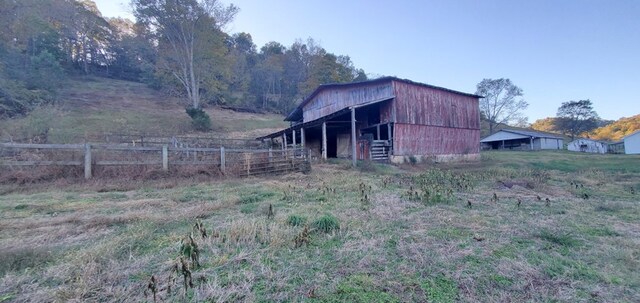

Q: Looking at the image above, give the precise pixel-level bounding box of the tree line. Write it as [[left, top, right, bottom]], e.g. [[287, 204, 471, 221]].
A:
[[0, 0, 366, 121]]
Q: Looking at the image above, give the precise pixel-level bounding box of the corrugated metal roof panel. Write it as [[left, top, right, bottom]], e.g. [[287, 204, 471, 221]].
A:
[[481, 129, 564, 142]]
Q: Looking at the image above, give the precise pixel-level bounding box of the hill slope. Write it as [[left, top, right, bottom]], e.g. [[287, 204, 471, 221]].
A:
[[0, 77, 288, 143], [588, 114, 640, 141]]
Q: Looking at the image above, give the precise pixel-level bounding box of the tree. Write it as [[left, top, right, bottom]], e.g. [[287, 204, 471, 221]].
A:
[[133, 0, 238, 109], [475, 78, 528, 134], [554, 99, 600, 140], [531, 117, 559, 133]]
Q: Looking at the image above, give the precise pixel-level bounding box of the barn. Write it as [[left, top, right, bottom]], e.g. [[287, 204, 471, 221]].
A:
[[567, 138, 609, 154], [257, 77, 481, 165], [480, 129, 563, 151], [623, 130, 640, 154]]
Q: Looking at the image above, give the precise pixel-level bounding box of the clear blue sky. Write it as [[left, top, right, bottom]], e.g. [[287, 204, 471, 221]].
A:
[[95, 0, 639, 122]]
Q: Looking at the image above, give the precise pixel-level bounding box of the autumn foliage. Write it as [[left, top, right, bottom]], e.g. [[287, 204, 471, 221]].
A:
[[588, 114, 640, 141]]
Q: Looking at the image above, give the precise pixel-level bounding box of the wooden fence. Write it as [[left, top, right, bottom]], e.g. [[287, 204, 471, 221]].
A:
[[0, 143, 310, 179]]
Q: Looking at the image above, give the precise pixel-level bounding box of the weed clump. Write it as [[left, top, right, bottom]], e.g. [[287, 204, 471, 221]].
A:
[[266, 203, 275, 219], [193, 219, 208, 239], [179, 235, 200, 268], [406, 169, 477, 205], [294, 225, 311, 247], [286, 214, 307, 226], [312, 214, 340, 233]]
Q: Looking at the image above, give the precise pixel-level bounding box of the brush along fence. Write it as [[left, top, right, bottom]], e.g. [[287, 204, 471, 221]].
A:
[[0, 143, 310, 179]]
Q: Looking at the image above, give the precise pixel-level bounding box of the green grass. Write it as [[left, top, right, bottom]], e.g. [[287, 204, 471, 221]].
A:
[[483, 150, 640, 173], [421, 275, 459, 303], [0, 151, 639, 301], [311, 214, 340, 233], [286, 214, 308, 226], [311, 274, 400, 303]]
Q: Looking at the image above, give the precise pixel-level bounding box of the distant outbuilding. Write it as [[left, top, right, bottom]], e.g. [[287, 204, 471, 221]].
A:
[[623, 130, 640, 154], [480, 129, 563, 151], [567, 138, 608, 154]]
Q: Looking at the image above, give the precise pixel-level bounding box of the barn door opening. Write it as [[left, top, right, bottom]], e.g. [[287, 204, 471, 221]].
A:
[[327, 132, 337, 158]]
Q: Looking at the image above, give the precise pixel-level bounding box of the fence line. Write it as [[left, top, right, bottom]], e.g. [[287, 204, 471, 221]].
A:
[[0, 143, 310, 179]]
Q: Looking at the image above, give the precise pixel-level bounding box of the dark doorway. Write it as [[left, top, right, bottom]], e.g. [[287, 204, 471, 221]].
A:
[[327, 132, 337, 158]]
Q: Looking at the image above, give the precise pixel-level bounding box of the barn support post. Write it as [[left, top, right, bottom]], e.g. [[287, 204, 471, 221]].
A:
[[220, 146, 226, 174], [376, 125, 381, 140], [387, 123, 392, 142], [268, 147, 273, 164], [530, 137, 533, 150], [282, 133, 287, 150], [322, 121, 327, 160], [84, 143, 92, 179], [162, 145, 168, 171], [351, 107, 357, 167], [293, 130, 297, 148], [300, 128, 305, 148]]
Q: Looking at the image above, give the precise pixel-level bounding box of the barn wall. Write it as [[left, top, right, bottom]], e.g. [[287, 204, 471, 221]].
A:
[[336, 133, 351, 157], [568, 139, 607, 153], [303, 83, 394, 122], [624, 132, 640, 154], [391, 80, 480, 129], [532, 138, 541, 150], [540, 138, 562, 150], [379, 99, 394, 123], [305, 138, 322, 157], [393, 124, 480, 155]]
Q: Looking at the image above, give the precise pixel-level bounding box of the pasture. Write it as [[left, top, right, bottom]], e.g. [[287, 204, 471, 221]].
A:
[[0, 151, 638, 302]]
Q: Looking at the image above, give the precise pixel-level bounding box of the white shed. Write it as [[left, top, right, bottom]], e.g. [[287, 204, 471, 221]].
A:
[[567, 138, 608, 154], [623, 131, 640, 154], [480, 129, 564, 151]]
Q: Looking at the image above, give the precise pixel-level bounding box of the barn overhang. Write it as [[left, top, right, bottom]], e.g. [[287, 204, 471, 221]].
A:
[[257, 97, 394, 140], [480, 129, 563, 143]]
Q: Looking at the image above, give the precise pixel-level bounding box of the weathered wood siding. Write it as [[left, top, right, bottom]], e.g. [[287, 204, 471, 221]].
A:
[[392, 80, 480, 129], [393, 124, 480, 155], [303, 83, 394, 122], [391, 80, 480, 155], [380, 99, 394, 123]]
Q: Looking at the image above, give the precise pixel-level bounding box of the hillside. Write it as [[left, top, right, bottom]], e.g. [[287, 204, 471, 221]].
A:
[[588, 114, 640, 141], [0, 77, 288, 143]]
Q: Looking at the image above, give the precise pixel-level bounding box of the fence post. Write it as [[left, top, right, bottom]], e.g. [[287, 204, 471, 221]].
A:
[[220, 146, 226, 174], [84, 143, 92, 179], [162, 145, 168, 171], [268, 147, 273, 164]]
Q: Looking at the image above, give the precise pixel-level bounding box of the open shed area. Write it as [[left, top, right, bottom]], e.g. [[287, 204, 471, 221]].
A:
[[481, 129, 563, 151]]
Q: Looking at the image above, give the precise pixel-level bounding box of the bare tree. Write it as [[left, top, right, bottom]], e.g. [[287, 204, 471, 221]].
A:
[[476, 78, 528, 134], [133, 0, 238, 109]]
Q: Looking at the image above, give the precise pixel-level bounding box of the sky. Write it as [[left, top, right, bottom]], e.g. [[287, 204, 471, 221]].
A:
[[94, 0, 640, 122]]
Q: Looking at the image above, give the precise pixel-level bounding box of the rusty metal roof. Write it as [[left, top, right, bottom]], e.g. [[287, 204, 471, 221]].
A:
[[285, 77, 482, 121]]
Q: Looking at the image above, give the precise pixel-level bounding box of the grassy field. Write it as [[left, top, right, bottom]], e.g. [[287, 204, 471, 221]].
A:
[[0, 76, 288, 143], [0, 151, 639, 302]]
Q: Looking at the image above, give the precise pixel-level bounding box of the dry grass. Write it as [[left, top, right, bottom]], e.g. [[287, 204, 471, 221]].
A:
[[0, 151, 639, 302], [0, 76, 287, 143]]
